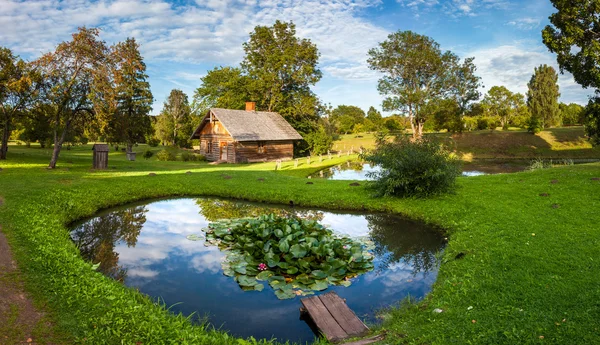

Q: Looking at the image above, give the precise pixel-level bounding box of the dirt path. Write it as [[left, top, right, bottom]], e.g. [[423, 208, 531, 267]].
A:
[[0, 226, 67, 344]]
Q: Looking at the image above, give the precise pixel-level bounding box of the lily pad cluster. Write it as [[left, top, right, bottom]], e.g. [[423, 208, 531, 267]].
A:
[[203, 214, 375, 299]]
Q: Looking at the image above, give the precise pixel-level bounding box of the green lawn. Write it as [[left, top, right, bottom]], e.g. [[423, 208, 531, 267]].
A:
[[0, 144, 599, 344]]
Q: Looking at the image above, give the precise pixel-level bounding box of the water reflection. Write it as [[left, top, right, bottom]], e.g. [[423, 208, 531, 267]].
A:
[[71, 198, 444, 343], [71, 206, 147, 282]]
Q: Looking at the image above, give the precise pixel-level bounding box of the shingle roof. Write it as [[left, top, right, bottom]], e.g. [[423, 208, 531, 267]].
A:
[[192, 108, 303, 142]]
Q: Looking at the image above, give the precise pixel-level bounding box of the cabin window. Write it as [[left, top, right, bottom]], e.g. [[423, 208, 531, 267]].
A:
[[257, 142, 265, 154], [207, 141, 213, 155]]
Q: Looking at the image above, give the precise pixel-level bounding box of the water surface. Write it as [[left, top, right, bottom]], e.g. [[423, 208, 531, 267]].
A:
[[71, 198, 444, 344]]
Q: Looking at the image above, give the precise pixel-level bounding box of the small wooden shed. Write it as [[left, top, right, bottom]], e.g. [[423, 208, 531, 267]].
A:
[[190, 102, 303, 163], [92, 143, 109, 169]]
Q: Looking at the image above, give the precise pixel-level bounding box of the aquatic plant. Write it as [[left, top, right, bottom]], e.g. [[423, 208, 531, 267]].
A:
[[202, 214, 375, 299]]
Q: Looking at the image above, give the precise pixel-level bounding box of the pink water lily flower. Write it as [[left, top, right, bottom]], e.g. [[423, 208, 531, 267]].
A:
[[258, 263, 268, 271]]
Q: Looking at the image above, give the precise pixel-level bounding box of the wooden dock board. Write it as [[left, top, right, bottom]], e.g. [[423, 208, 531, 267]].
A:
[[301, 292, 369, 343]]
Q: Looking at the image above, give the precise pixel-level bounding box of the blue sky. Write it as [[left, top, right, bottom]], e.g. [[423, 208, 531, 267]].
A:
[[0, 0, 592, 114]]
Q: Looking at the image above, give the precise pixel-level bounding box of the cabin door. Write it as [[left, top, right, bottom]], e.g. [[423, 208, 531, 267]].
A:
[[220, 142, 228, 161]]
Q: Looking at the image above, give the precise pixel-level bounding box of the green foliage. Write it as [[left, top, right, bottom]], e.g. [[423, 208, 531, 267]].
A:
[[155, 89, 193, 147], [482, 86, 525, 129], [330, 105, 366, 134], [180, 151, 204, 162], [368, 31, 480, 138], [192, 67, 250, 112], [527, 64, 561, 130], [142, 149, 153, 160], [146, 137, 160, 147], [304, 125, 333, 155], [366, 106, 384, 131], [202, 214, 374, 299], [156, 149, 176, 161], [583, 97, 600, 146], [362, 134, 462, 197], [432, 99, 462, 132], [560, 102, 585, 126]]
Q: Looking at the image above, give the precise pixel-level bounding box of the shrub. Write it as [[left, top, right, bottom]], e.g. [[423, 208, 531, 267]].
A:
[[195, 154, 207, 162], [147, 138, 160, 147], [143, 149, 154, 160], [181, 151, 203, 162], [156, 149, 177, 161], [304, 126, 333, 156], [361, 134, 462, 197]]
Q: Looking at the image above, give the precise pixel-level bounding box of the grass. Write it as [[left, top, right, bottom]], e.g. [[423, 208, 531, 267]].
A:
[[336, 126, 600, 159], [0, 143, 600, 344]]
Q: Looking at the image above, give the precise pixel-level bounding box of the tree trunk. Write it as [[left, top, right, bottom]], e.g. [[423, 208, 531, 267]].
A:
[[417, 121, 424, 139], [0, 118, 10, 160], [49, 121, 71, 169], [408, 108, 417, 140], [126, 143, 133, 153]]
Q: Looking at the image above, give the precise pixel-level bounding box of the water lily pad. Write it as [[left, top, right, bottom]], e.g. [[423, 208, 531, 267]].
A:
[[275, 289, 296, 300], [186, 234, 204, 241], [256, 271, 274, 281]]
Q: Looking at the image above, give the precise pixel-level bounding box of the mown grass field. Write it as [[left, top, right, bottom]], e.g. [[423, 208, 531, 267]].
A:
[[336, 126, 600, 159], [0, 142, 599, 344]]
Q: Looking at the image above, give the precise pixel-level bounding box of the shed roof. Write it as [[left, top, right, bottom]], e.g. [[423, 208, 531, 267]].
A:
[[191, 108, 303, 142], [92, 144, 109, 152]]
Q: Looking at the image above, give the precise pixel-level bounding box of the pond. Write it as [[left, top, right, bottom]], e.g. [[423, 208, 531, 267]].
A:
[[311, 160, 532, 180], [71, 198, 444, 344]]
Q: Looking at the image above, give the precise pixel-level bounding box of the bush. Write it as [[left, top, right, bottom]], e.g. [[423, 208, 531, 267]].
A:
[[143, 149, 154, 160], [156, 149, 177, 161], [304, 127, 333, 156], [361, 134, 462, 197], [147, 138, 160, 147]]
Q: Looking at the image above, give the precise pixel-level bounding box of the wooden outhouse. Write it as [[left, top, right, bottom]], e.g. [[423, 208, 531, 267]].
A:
[[190, 102, 303, 163], [92, 143, 109, 169]]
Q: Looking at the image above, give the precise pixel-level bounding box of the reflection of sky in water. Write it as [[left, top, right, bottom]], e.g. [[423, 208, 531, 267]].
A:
[[72, 198, 443, 344]]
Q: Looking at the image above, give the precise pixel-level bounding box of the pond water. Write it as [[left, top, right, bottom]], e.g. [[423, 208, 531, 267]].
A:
[[311, 160, 532, 180], [71, 198, 444, 344]]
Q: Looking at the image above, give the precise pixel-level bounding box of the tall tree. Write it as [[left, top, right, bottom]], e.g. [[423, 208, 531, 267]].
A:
[[35, 27, 108, 168], [157, 89, 191, 146], [366, 106, 384, 131], [559, 102, 585, 126], [482, 86, 524, 129], [192, 66, 250, 114], [527, 64, 560, 132], [242, 20, 322, 113], [367, 31, 463, 138], [105, 38, 153, 153], [0, 47, 40, 160], [448, 56, 482, 115], [543, 1, 600, 143]]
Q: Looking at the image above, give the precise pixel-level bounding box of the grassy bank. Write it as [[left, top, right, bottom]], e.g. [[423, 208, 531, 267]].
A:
[[336, 126, 600, 159], [0, 144, 599, 344]]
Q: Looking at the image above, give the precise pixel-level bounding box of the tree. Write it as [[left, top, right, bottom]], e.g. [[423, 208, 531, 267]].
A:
[[543, 2, 600, 142], [366, 106, 384, 131], [448, 56, 482, 115], [368, 31, 470, 139], [157, 89, 191, 146], [0, 47, 40, 159], [242, 20, 322, 113], [432, 98, 462, 132], [17, 104, 53, 147], [329, 105, 365, 134], [192, 66, 250, 114], [527, 64, 560, 132], [35, 27, 109, 168], [104, 38, 153, 153], [482, 86, 512, 129], [559, 102, 585, 126]]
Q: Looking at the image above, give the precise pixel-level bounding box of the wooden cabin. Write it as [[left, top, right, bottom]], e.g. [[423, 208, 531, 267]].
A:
[[190, 102, 303, 163]]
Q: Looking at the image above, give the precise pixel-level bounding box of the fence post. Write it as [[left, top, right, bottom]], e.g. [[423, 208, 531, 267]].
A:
[[294, 159, 298, 168], [307, 156, 311, 165]]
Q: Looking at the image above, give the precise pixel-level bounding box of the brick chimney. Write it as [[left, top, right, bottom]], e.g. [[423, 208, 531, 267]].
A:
[[245, 101, 256, 111]]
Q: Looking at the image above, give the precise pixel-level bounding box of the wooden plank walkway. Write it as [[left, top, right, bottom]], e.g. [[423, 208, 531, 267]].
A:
[[300, 291, 370, 343]]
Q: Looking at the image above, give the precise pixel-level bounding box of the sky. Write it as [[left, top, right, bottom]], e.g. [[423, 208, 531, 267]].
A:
[[0, 0, 593, 114]]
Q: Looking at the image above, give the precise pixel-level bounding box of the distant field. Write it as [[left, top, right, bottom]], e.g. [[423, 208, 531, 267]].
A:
[[335, 126, 600, 159]]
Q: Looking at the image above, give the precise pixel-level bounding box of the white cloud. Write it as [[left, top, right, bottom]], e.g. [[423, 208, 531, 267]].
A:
[[507, 17, 540, 30], [467, 44, 593, 104], [398, 0, 511, 16]]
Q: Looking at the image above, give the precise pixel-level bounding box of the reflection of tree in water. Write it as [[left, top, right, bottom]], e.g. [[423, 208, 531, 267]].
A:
[[316, 161, 366, 179], [71, 206, 148, 282], [195, 199, 324, 222], [366, 214, 444, 275]]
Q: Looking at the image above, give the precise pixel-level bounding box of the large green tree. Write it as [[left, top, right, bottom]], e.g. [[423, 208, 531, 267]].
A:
[[527, 64, 561, 132], [0, 47, 40, 160], [543, 1, 600, 142], [156, 89, 192, 146], [192, 66, 250, 114], [103, 38, 153, 153], [35, 27, 109, 168], [559, 102, 585, 126], [365, 106, 384, 131], [482, 86, 525, 129], [368, 31, 477, 138]]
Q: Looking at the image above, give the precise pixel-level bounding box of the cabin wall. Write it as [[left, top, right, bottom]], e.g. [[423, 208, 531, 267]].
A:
[[234, 141, 294, 163], [197, 119, 235, 161]]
